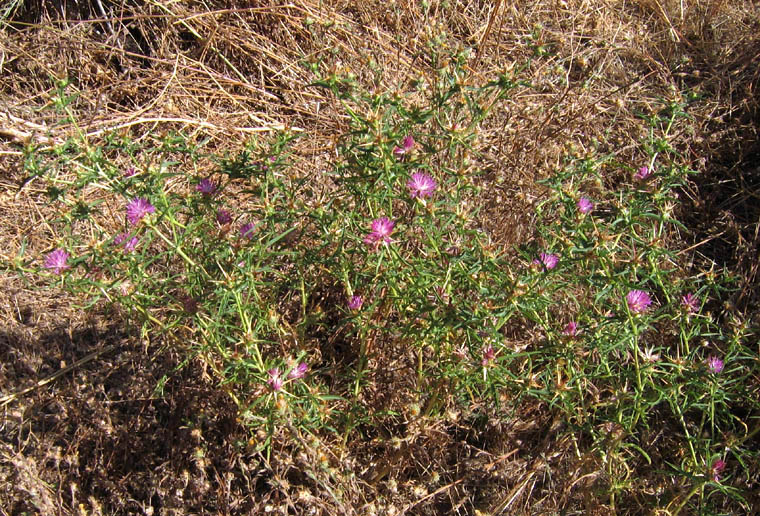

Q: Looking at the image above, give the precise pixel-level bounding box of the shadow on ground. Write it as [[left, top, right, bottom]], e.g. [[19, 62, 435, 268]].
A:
[[0, 312, 258, 515]]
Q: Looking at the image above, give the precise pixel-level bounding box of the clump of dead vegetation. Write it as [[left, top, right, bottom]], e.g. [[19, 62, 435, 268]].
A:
[[1, 1, 759, 515]]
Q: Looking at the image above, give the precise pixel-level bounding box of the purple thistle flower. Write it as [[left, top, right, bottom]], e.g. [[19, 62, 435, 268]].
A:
[[240, 222, 256, 239], [113, 232, 128, 246], [288, 362, 308, 379], [126, 197, 155, 225], [577, 197, 594, 214], [393, 134, 415, 157], [196, 178, 216, 196], [563, 321, 578, 337], [267, 368, 283, 391], [634, 165, 652, 180], [363, 217, 395, 248], [711, 459, 726, 482], [44, 248, 70, 274], [533, 252, 559, 270], [681, 293, 699, 313], [123, 167, 137, 177], [706, 356, 724, 374], [216, 209, 232, 225], [407, 172, 437, 199], [126, 237, 139, 252], [371, 217, 395, 239], [113, 233, 139, 253], [481, 344, 496, 366], [348, 295, 363, 310], [626, 289, 652, 314]]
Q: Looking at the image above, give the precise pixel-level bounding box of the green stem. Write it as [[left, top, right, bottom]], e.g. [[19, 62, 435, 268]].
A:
[[148, 221, 198, 269], [626, 311, 644, 428], [671, 481, 703, 516]]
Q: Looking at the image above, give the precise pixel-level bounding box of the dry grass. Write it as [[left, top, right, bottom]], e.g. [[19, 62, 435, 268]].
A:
[[1, 0, 758, 514]]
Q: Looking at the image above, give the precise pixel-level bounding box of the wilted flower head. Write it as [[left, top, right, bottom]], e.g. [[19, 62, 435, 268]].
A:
[[640, 346, 661, 363], [577, 197, 594, 214], [481, 344, 496, 366], [44, 248, 70, 274], [124, 166, 137, 177], [196, 178, 216, 195], [393, 135, 415, 157], [710, 458, 726, 482], [626, 289, 652, 314], [126, 197, 155, 225], [681, 293, 699, 313], [348, 295, 363, 310], [445, 245, 461, 257], [288, 362, 308, 379], [240, 222, 256, 239], [634, 165, 652, 180], [534, 252, 559, 270], [216, 209, 232, 225], [267, 368, 283, 391], [707, 355, 724, 374], [180, 294, 199, 314], [119, 280, 132, 296], [407, 172, 437, 199], [562, 321, 578, 337], [430, 285, 449, 303], [363, 217, 395, 248]]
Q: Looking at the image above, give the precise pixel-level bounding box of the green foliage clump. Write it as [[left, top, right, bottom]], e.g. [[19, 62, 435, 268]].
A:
[[17, 54, 758, 514]]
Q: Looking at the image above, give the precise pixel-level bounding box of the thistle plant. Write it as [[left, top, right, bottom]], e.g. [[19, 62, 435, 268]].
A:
[[14, 52, 758, 514]]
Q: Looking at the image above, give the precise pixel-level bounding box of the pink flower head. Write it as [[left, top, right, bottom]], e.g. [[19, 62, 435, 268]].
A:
[[393, 135, 415, 157], [216, 209, 232, 225], [681, 293, 699, 313], [124, 167, 137, 177], [126, 197, 155, 225], [288, 362, 308, 379], [348, 295, 363, 310], [711, 459, 726, 482], [577, 197, 594, 214], [124, 236, 139, 252], [240, 222, 256, 239], [563, 321, 578, 337], [363, 217, 395, 248], [533, 252, 559, 270], [706, 356, 724, 374], [481, 344, 496, 366], [44, 248, 70, 274], [626, 289, 652, 314], [634, 165, 652, 180], [114, 233, 139, 253], [113, 232, 128, 246], [196, 178, 216, 195], [407, 172, 437, 199], [267, 368, 283, 391]]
